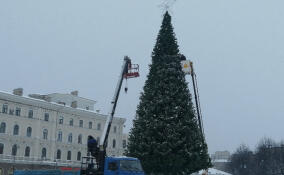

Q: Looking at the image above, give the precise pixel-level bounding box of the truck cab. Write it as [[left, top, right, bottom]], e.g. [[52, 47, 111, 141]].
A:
[[104, 157, 144, 175], [80, 156, 144, 175]]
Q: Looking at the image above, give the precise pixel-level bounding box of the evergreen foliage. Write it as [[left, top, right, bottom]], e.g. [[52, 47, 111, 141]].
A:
[[127, 12, 211, 174]]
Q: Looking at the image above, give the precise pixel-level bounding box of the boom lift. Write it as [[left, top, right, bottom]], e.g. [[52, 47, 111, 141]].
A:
[[81, 56, 144, 175], [181, 60, 204, 136]]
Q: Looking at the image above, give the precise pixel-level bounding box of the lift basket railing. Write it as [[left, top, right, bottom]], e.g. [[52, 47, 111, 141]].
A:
[[124, 64, 139, 79]]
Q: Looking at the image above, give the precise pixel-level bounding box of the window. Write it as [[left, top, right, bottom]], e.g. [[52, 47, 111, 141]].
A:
[[120, 160, 143, 171], [97, 123, 101, 130], [2, 104, 8, 114], [24, 147, 30, 157], [68, 133, 72, 143], [57, 131, 62, 142], [56, 149, 61, 159], [88, 122, 92, 129], [113, 126, 117, 133], [77, 152, 81, 161], [44, 113, 49, 121], [41, 148, 47, 158], [79, 120, 83, 127], [28, 110, 33, 118], [15, 107, 21, 116], [78, 134, 82, 144], [59, 116, 63, 124], [8, 168, 13, 175], [0, 123, 6, 133], [0, 143, 4, 154], [108, 162, 118, 171], [112, 139, 116, 148], [86, 106, 89, 110], [69, 119, 73, 126], [123, 140, 127, 149], [13, 125, 19, 135], [12, 144, 17, 156], [43, 129, 48, 140], [9, 109, 14, 115], [26, 127, 32, 137], [67, 151, 71, 160]]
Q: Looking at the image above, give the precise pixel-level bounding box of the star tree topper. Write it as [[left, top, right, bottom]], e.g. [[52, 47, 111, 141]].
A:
[[159, 0, 177, 13]]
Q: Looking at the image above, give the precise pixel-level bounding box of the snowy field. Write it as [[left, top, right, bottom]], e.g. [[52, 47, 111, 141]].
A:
[[191, 168, 232, 175]]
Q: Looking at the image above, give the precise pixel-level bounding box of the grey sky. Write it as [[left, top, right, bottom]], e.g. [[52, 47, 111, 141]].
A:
[[0, 0, 284, 154]]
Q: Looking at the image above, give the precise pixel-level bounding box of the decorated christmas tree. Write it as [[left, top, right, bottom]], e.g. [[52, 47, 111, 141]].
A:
[[127, 12, 211, 174]]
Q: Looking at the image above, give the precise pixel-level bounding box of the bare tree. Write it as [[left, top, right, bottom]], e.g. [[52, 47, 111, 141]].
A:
[[229, 138, 284, 175], [229, 144, 254, 175], [254, 138, 284, 175]]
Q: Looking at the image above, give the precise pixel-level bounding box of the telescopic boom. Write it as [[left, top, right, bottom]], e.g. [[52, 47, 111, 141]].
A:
[[100, 56, 132, 150]]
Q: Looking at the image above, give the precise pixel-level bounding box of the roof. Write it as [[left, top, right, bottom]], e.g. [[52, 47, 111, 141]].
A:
[[0, 90, 126, 124], [47, 93, 97, 103]]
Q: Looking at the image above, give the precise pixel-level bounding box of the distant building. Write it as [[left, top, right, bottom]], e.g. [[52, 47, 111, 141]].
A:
[[211, 151, 230, 161], [211, 151, 231, 173], [0, 89, 126, 174]]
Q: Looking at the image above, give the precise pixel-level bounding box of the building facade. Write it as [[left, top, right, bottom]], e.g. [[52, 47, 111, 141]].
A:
[[122, 133, 129, 153], [211, 151, 231, 173], [0, 89, 126, 174], [211, 151, 230, 161]]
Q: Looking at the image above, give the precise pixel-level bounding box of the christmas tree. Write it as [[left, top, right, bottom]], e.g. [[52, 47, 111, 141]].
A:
[[127, 12, 211, 174]]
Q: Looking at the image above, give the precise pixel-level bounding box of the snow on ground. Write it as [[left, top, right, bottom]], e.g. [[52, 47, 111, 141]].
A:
[[192, 168, 232, 175], [212, 159, 229, 163]]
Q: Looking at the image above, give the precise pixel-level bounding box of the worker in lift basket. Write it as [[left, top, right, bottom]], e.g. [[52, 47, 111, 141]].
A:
[[87, 136, 99, 157]]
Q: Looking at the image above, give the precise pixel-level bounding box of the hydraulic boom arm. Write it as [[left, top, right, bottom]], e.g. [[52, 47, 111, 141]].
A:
[[81, 56, 139, 175], [100, 56, 131, 151]]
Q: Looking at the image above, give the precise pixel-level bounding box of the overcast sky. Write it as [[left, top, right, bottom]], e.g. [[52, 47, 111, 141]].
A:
[[1, 0, 284, 154]]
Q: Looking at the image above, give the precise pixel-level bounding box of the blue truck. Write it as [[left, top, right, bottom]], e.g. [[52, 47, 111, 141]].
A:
[[81, 156, 144, 175], [14, 170, 80, 175]]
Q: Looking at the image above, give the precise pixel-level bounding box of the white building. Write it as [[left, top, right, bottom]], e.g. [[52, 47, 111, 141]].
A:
[[0, 89, 126, 168], [122, 133, 129, 153], [210, 151, 231, 174], [29, 90, 96, 111], [211, 151, 230, 161]]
